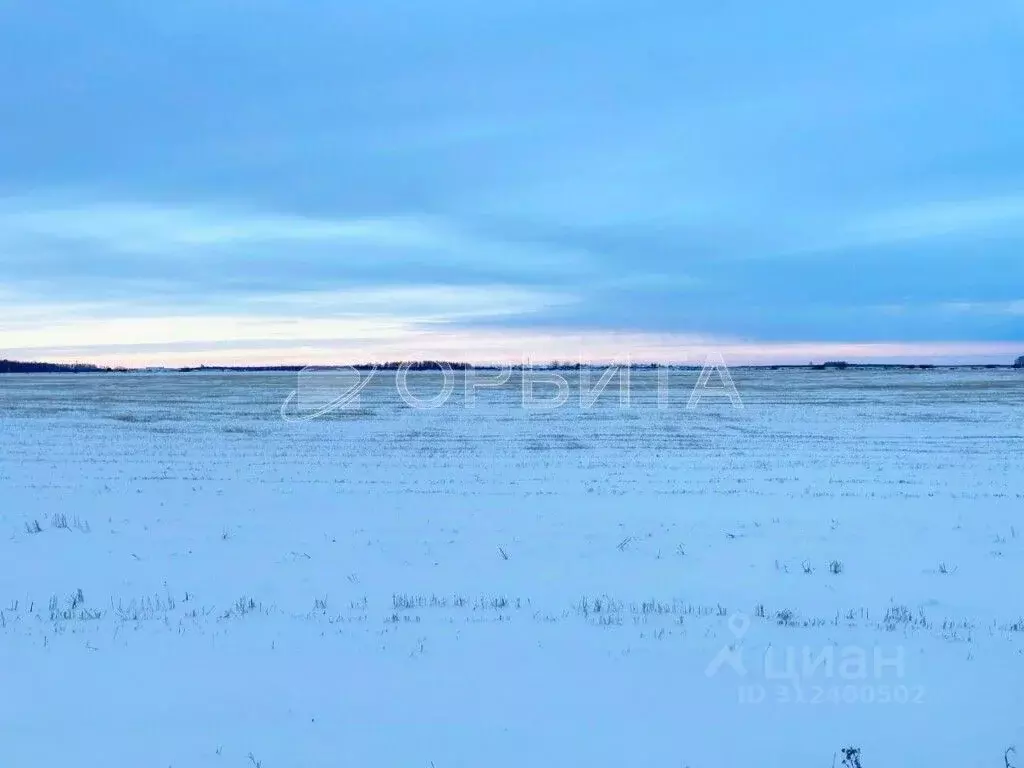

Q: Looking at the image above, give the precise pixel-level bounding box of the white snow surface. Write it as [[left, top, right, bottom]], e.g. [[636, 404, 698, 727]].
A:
[[1, 368, 1023, 767]]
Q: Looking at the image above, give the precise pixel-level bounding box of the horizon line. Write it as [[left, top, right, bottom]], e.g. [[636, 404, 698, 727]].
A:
[[3, 357, 1023, 373]]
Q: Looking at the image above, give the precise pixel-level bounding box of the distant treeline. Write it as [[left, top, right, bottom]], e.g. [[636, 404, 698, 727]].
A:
[[177, 362, 490, 372], [2, 358, 1022, 373], [151, 361, 672, 372], [808, 361, 935, 371], [0, 359, 128, 373]]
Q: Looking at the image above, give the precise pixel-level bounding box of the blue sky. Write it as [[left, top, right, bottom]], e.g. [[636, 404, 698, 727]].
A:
[[1, 0, 1022, 364]]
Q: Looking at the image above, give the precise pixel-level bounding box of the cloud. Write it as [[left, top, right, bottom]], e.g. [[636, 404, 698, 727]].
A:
[[0, 283, 572, 349], [0, 200, 493, 256], [843, 196, 1024, 246], [790, 195, 1024, 257], [0, 198, 592, 299], [940, 300, 1024, 315], [237, 285, 575, 321]]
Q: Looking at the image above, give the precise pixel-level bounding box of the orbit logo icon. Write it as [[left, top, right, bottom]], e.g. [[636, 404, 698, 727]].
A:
[[280, 365, 377, 422]]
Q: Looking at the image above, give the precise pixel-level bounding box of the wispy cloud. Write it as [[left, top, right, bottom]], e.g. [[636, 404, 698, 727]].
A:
[[0, 284, 571, 348], [793, 195, 1024, 256], [238, 285, 575, 322], [0, 198, 592, 288], [940, 300, 1024, 315], [846, 195, 1024, 245]]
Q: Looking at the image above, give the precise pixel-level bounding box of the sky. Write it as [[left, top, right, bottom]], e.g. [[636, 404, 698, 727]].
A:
[[1, 0, 1023, 366]]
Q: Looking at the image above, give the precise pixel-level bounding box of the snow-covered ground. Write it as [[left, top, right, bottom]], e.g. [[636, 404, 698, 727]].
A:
[[2, 368, 1023, 767]]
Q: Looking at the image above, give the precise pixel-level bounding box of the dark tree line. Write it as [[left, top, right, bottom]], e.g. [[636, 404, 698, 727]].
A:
[[0, 359, 125, 373]]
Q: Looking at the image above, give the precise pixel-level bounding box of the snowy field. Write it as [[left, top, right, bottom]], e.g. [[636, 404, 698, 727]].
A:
[[2, 368, 1023, 767]]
